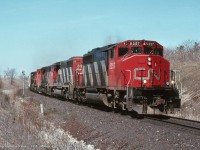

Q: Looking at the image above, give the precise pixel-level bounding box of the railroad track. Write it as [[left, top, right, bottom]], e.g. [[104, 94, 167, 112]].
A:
[[29, 89, 200, 135], [144, 115, 200, 135]]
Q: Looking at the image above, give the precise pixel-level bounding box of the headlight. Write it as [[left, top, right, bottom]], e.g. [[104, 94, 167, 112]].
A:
[[143, 80, 147, 84], [148, 62, 152, 66], [148, 57, 151, 61], [166, 82, 169, 86], [171, 80, 175, 84]]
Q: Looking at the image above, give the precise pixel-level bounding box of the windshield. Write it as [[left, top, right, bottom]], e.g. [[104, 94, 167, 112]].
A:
[[154, 48, 163, 56], [144, 47, 153, 54], [131, 47, 142, 54]]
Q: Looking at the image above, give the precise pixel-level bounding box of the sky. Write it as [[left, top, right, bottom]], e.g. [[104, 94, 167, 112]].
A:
[[0, 0, 200, 75]]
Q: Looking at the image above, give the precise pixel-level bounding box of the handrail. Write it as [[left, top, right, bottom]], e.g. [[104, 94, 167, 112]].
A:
[[172, 69, 182, 98], [124, 70, 132, 87]]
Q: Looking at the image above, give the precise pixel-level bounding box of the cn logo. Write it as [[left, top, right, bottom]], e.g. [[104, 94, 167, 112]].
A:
[[76, 64, 82, 70], [134, 68, 160, 80], [109, 62, 115, 69]]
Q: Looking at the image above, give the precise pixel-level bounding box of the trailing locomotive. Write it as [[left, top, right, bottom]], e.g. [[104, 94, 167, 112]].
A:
[[29, 40, 181, 114]]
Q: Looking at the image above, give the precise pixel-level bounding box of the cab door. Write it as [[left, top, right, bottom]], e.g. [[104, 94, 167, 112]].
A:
[[108, 48, 116, 89]]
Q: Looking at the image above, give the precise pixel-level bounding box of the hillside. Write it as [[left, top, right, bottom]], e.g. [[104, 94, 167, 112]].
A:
[[171, 62, 200, 120], [164, 40, 200, 120]]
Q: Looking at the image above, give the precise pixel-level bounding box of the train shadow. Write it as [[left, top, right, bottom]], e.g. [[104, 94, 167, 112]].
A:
[[143, 114, 171, 120]]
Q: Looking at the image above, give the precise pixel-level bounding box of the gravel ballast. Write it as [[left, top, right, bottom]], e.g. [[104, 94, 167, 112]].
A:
[[24, 89, 200, 150]]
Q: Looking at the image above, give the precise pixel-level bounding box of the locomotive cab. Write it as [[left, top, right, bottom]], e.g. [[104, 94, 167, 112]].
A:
[[65, 57, 83, 100], [39, 66, 51, 94], [108, 40, 168, 88], [50, 62, 61, 86], [29, 72, 36, 91]]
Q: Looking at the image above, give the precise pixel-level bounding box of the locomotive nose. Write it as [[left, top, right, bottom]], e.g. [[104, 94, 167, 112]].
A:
[[143, 55, 164, 87], [147, 56, 152, 66], [147, 56, 159, 68]]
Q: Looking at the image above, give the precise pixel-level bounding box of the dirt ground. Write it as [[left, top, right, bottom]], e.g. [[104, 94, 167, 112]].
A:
[[0, 79, 44, 150]]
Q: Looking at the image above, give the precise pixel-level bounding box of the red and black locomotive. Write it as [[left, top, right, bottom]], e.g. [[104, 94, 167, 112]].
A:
[[29, 40, 181, 114]]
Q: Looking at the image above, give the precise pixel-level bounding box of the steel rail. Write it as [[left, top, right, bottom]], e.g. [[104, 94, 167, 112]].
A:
[[144, 115, 200, 131], [167, 116, 200, 123]]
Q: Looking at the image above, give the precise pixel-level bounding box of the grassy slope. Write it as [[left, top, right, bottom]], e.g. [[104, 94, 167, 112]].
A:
[[171, 62, 200, 120]]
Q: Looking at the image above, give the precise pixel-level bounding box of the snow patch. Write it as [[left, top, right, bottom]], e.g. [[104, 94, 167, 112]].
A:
[[38, 123, 96, 150], [15, 98, 97, 150]]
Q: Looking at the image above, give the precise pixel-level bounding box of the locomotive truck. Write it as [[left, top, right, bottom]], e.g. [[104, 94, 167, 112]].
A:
[[29, 40, 181, 114]]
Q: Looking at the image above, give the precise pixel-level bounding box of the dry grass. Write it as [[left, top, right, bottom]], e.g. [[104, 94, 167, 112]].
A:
[[169, 62, 200, 121], [0, 92, 11, 110], [13, 89, 23, 99]]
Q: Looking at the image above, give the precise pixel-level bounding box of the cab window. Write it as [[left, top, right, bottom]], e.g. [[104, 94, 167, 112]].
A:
[[131, 47, 142, 54], [154, 48, 163, 56], [110, 48, 114, 59], [144, 47, 153, 54], [118, 47, 129, 57]]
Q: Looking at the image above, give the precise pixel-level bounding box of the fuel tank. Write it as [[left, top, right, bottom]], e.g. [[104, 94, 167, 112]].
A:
[[85, 89, 111, 107]]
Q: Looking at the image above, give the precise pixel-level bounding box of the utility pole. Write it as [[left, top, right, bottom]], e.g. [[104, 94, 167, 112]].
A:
[[22, 70, 25, 98]]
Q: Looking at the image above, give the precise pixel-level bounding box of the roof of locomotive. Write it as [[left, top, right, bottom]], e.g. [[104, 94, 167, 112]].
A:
[[41, 66, 51, 71], [41, 66, 51, 69], [122, 40, 163, 47], [83, 40, 163, 57], [59, 56, 82, 66], [52, 61, 61, 66], [83, 43, 117, 57], [31, 71, 36, 75], [67, 56, 83, 61]]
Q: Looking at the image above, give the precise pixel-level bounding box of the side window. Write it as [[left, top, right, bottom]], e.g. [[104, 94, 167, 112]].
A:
[[110, 48, 114, 59], [118, 47, 129, 57], [154, 48, 163, 56], [131, 47, 142, 54]]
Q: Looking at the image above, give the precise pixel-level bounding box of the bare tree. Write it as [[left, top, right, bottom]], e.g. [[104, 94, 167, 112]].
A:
[[164, 47, 176, 61], [0, 75, 2, 89], [193, 42, 200, 60], [4, 68, 17, 85], [165, 40, 200, 62]]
